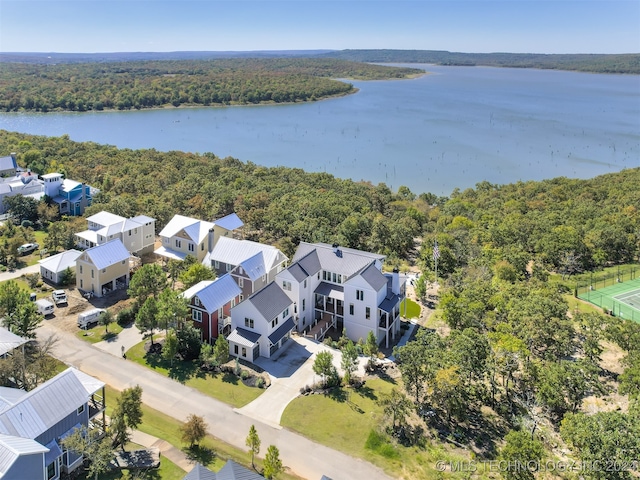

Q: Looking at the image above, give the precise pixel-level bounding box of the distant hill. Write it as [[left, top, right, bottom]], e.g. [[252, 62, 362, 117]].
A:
[[318, 49, 640, 74]]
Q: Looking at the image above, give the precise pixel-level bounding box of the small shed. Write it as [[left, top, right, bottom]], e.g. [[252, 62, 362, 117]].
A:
[[38, 249, 82, 285]]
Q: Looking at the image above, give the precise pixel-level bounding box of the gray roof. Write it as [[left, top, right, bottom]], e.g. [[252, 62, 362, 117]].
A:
[[294, 250, 321, 277], [0, 368, 103, 439], [0, 434, 48, 474], [286, 263, 309, 282], [248, 282, 291, 321], [81, 239, 130, 270], [0, 328, 27, 357], [268, 317, 295, 345], [379, 294, 401, 313], [227, 328, 261, 348], [314, 282, 344, 300], [292, 243, 385, 280], [182, 274, 241, 313], [0, 156, 17, 172], [183, 460, 265, 480], [214, 213, 244, 232], [359, 262, 388, 291]]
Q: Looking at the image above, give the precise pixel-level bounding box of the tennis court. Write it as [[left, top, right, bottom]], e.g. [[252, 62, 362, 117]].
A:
[[578, 277, 640, 323]]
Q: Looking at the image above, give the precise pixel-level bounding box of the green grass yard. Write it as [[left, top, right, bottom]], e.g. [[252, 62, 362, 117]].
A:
[[125, 340, 264, 408], [76, 322, 124, 344], [400, 298, 421, 319]]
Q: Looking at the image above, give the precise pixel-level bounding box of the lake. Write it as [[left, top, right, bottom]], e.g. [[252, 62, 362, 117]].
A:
[[0, 64, 638, 196]]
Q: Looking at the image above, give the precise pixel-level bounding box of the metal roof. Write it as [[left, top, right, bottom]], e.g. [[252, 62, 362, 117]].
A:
[[359, 262, 388, 291], [238, 252, 267, 281], [86, 211, 125, 227], [314, 282, 344, 300], [182, 275, 241, 313], [0, 156, 17, 172], [268, 317, 295, 345], [0, 434, 48, 474], [248, 282, 292, 321], [294, 250, 321, 276], [217, 460, 265, 480], [154, 246, 188, 261], [0, 368, 103, 439], [130, 215, 155, 225], [183, 463, 217, 480], [379, 294, 401, 313], [210, 238, 286, 273], [227, 328, 261, 348], [285, 263, 309, 282], [159, 215, 214, 244], [60, 179, 82, 193], [0, 328, 27, 357], [38, 249, 82, 273], [82, 239, 130, 270], [292, 243, 384, 279], [214, 213, 244, 232], [43, 439, 62, 466]]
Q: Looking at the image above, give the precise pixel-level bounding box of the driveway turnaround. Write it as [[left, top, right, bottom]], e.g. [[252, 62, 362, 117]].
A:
[[36, 323, 392, 480]]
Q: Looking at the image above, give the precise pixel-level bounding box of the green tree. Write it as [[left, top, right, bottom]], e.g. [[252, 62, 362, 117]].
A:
[[394, 333, 430, 403], [213, 334, 230, 366], [363, 330, 379, 370], [246, 424, 261, 469], [135, 296, 158, 345], [180, 413, 208, 448], [162, 328, 179, 366], [8, 301, 42, 339], [179, 262, 216, 289], [127, 263, 167, 306], [3, 195, 39, 223], [263, 445, 284, 479], [61, 426, 113, 480], [378, 388, 412, 433], [176, 322, 202, 360], [0, 280, 29, 320], [99, 309, 114, 334], [312, 350, 336, 387], [156, 287, 189, 332], [340, 339, 359, 385], [111, 385, 143, 450], [499, 430, 545, 480]]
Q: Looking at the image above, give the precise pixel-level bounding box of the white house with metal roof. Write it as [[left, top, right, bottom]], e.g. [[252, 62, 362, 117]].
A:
[[0, 367, 106, 480], [0, 328, 27, 358], [208, 237, 287, 299], [228, 281, 295, 363], [75, 210, 156, 255], [182, 274, 242, 342], [75, 239, 132, 297], [275, 243, 404, 348], [38, 249, 82, 285], [0, 171, 45, 215]]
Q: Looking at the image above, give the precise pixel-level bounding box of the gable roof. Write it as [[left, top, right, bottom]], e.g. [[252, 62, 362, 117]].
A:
[[292, 243, 385, 280], [0, 328, 28, 358], [80, 239, 130, 270], [0, 368, 103, 439], [87, 211, 126, 227], [183, 460, 264, 480], [159, 215, 214, 244], [211, 238, 286, 273], [60, 178, 82, 193], [214, 213, 244, 232], [38, 249, 82, 273], [247, 282, 291, 321], [182, 274, 241, 313], [183, 463, 217, 480], [0, 434, 48, 475], [285, 262, 309, 283], [357, 262, 388, 291], [0, 155, 17, 172], [238, 252, 267, 281]]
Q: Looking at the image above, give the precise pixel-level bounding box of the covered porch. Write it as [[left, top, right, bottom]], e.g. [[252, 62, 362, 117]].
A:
[[378, 294, 402, 349]]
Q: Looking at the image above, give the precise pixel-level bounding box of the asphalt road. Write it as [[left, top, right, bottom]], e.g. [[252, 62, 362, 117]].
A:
[[36, 322, 393, 480]]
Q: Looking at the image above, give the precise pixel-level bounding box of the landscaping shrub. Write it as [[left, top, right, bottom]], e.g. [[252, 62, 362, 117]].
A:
[[117, 307, 135, 326], [176, 323, 202, 360], [364, 429, 400, 459], [240, 370, 250, 380], [256, 377, 265, 389]]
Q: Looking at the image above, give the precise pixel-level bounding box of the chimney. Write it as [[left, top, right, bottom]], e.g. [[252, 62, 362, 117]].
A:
[[332, 243, 342, 257], [391, 267, 400, 294]]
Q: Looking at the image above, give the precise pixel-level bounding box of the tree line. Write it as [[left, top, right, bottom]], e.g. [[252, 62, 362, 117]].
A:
[[0, 58, 422, 112]]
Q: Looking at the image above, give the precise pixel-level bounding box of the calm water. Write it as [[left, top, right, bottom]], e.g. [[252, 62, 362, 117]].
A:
[[1, 65, 638, 196]]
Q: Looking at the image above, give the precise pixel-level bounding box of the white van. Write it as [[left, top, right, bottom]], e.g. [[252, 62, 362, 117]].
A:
[[36, 299, 55, 316], [52, 290, 67, 306], [77, 308, 105, 329]]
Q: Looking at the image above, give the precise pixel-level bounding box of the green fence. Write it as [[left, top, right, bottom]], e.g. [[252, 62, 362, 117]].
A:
[[577, 276, 640, 323]]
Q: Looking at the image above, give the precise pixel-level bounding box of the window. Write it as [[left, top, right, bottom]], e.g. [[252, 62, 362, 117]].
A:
[[188, 243, 195, 252], [302, 299, 306, 311], [214, 260, 219, 269], [77, 404, 85, 415], [245, 318, 254, 328], [175, 239, 182, 248], [226, 263, 232, 272], [349, 303, 354, 315], [234, 345, 239, 355], [239, 267, 244, 274], [102, 269, 106, 273], [242, 347, 247, 357], [304, 279, 307, 288], [332, 272, 337, 283], [282, 280, 291, 291], [272, 318, 279, 328], [283, 307, 289, 318], [194, 297, 201, 306], [79, 265, 83, 274], [262, 274, 267, 282], [201, 242, 204, 251], [128, 230, 132, 236], [366, 307, 371, 320], [121, 260, 126, 265], [80, 279, 83, 289], [192, 310, 202, 322], [47, 462, 56, 480], [356, 290, 364, 301], [91, 269, 94, 279], [238, 277, 244, 288], [164, 237, 169, 244], [337, 274, 342, 284]]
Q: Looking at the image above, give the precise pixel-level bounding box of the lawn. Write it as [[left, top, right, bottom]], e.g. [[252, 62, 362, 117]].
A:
[[400, 298, 421, 319], [76, 322, 125, 344], [125, 340, 264, 408], [105, 385, 302, 480], [281, 377, 491, 480]]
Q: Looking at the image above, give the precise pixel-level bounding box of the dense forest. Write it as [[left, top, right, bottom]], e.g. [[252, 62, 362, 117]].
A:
[[0, 58, 422, 112], [1, 131, 639, 476], [321, 50, 640, 74]]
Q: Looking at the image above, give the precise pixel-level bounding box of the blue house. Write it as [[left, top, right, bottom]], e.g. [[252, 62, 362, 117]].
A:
[[0, 367, 106, 479], [42, 172, 97, 216]]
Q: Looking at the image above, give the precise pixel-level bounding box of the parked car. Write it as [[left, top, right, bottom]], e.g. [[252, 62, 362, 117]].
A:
[[52, 290, 67, 306], [77, 308, 106, 329], [35, 299, 54, 316], [17, 243, 39, 255]]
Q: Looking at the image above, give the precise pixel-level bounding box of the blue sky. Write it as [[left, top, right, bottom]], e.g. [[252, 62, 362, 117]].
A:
[[1, 1, 638, 54]]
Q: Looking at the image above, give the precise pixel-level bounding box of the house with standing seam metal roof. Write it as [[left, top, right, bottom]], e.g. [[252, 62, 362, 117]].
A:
[[183, 460, 265, 480], [75, 239, 132, 297], [75, 210, 156, 255]]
